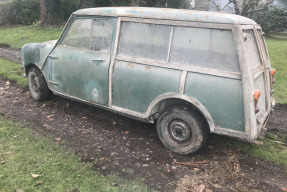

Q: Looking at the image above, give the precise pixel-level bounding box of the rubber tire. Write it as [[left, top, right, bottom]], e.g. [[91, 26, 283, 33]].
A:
[[28, 67, 51, 101], [156, 106, 208, 155]]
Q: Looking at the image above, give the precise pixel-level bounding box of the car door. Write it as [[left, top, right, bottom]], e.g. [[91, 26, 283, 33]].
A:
[[48, 18, 113, 105]]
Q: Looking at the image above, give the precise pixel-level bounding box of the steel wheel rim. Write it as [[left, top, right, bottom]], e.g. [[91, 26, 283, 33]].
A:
[[30, 73, 40, 95], [167, 119, 192, 143]]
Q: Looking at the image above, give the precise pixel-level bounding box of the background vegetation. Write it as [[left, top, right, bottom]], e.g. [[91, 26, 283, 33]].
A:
[[253, 6, 287, 33]]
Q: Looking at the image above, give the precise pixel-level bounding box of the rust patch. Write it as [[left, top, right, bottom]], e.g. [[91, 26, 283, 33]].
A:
[[145, 66, 151, 70], [127, 63, 134, 69]]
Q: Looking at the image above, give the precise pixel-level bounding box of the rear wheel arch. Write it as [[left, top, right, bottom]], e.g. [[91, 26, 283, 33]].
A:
[[156, 105, 209, 155], [148, 95, 214, 132]]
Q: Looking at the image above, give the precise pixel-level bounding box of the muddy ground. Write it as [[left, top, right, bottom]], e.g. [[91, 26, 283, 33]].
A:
[[0, 49, 287, 191], [0, 44, 21, 63]]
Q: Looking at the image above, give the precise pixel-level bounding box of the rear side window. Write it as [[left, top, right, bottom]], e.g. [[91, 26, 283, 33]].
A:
[[118, 22, 172, 61], [243, 30, 262, 69], [170, 27, 240, 72], [61, 19, 92, 49]]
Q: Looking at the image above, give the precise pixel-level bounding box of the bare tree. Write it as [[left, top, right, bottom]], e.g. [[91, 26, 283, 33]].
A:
[[210, 0, 274, 17], [39, 0, 47, 24]]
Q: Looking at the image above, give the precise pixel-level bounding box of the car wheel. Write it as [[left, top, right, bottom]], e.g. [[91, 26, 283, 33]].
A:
[[28, 67, 51, 101], [156, 106, 208, 155]]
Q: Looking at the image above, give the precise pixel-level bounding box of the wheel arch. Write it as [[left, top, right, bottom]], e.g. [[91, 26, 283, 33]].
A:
[[24, 63, 39, 76], [146, 94, 215, 132]]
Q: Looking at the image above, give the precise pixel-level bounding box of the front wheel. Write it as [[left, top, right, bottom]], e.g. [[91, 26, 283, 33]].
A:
[[156, 106, 208, 155], [28, 67, 51, 101]]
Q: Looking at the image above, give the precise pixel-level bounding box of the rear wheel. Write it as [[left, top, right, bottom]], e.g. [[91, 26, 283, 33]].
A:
[[156, 106, 208, 155], [28, 67, 51, 101]]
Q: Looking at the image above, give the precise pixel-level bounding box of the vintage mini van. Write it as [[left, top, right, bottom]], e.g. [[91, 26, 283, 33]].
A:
[[21, 7, 276, 155]]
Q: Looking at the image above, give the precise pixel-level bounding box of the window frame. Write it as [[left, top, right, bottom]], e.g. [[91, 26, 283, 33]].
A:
[[115, 17, 241, 79], [58, 17, 114, 53]]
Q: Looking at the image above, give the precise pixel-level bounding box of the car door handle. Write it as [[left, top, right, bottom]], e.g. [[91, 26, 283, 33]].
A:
[[92, 58, 105, 62], [48, 55, 59, 59]]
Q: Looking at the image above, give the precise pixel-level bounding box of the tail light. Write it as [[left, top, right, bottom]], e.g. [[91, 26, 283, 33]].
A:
[[254, 90, 261, 113], [271, 68, 276, 84]]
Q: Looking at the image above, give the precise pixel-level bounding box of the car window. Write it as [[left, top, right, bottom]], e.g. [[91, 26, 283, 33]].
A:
[[243, 30, 262, 69], [91, 19, 113, 52], [118, 22, 172, 61], [170, 27, 240, 72], [61, 19, 92, 49]]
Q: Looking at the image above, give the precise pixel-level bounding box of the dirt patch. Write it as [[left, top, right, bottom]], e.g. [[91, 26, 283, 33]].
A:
[[266, 104, 287, 134], [0, 46, 21, 63], [0, 78, 287, 191]]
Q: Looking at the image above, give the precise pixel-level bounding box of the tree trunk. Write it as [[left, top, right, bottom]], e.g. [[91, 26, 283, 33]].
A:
[[39, 0, 47, 25]]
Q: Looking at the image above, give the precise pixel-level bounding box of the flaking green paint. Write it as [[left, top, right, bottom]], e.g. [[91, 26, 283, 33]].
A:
[[185, 72, 245, 132], [112, 61, 182, 113]]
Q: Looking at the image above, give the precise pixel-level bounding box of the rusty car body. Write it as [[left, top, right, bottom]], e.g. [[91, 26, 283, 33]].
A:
[[21, 7, 275, 155]]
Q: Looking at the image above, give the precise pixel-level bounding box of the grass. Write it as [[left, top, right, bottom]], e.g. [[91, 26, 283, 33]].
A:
[[0, 24, 63, 49], [266, 38, 287, 104], [0, 116, 150, 192], [0, 58, 27, 86], [209, 133, 287, 169]]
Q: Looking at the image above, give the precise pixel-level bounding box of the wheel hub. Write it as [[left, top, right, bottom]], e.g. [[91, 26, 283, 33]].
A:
[[169, 121, 191, 142]]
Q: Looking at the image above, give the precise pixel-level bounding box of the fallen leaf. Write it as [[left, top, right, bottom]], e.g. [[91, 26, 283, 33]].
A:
[[32, 174, 41, 178], [16, 189, 25, 192], [207, 145, 214, 149], [47, 115, 54, 120], [43, 124, 55, 131], [197, 184, 205, 192], [99, 158, 105, 161], [164, 168, 170, 174], [82, 117, 88, 119], [36, 181, 44, 187], [124, 131, 129, 135], [25, 109, 33, 112], [208, 181, 222, 189], [111, 182, 119, 187], [282, 187, 287, 192], [194, 168, 201, 171], [55, 138, 61, 141], [5, 81, 10, 86], [205, 188, 213, 192]]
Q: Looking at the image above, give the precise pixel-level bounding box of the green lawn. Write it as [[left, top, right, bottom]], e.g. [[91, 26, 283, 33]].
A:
[[266, 38, 287, 104], [0, 24, 63, 49], [0, 58, 27, 86], [0, 116, 149, 192]]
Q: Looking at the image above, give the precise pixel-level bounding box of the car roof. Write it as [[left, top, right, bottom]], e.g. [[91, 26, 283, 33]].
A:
[[74, 7, 257, 25]]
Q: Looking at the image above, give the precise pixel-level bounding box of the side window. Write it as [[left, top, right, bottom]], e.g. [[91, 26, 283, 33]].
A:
[[91, 20, 113, 52], [61, 19, 92, 49], [118, 22, 172, 61], [170, 27, 240, 72], [243, 30, 262, 69]]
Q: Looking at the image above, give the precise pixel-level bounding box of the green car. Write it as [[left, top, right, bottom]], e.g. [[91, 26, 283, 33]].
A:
[[21, 7, 275, 155]]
